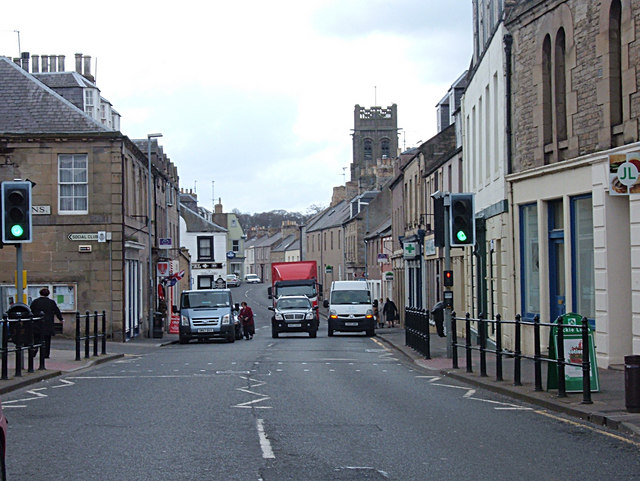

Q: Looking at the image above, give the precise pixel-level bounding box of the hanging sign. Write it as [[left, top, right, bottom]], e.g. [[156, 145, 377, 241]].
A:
[[609, 152, 640, 195]]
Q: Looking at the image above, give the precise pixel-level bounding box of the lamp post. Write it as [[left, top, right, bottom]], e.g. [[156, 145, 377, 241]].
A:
[[147, 133, 162, 338]]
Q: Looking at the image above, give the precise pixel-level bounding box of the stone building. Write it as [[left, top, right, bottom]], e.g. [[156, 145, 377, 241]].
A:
[[0, 55, 181, 340], [506, 0, 640, 366]]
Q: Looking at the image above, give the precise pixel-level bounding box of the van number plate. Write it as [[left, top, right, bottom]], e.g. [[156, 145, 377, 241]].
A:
[[199, 328, 215, 333], [288, 323, 301, 327], [345, 322, 359, 326]]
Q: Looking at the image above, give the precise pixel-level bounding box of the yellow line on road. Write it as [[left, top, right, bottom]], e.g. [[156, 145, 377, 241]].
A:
[[534, 410, 640, 448]]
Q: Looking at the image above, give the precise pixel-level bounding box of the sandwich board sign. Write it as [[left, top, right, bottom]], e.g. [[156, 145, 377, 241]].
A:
[[547, 313, 599, 392]]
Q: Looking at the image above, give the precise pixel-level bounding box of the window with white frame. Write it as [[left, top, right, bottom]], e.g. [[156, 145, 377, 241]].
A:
[[571, 195, 595, 320], [84, 89, 95, 116], [197, 236, 214, 261], [58, 154, 88, 214]]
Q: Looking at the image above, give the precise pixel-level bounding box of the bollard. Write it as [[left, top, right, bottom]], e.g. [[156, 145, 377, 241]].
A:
[[102, 311, 107, 355], [557, 316, 567, 398], [93, 311, 99, 357], [451, 312, 458, 369], [495, 314, 503, 382], [75, 312, 81, 361], [479, 313, 487, 377], [465, 313, 473, 373], [534, 315, 542, 392], [85, 311, 90, 359], [581, 318, 592, 404], [513, 314, 522, 386], [625, 355, 640, 413], [1, 317, 7, 380]]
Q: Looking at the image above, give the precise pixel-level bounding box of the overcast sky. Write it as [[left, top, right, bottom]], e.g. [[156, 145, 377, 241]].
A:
[[1, 1, 473, 214]]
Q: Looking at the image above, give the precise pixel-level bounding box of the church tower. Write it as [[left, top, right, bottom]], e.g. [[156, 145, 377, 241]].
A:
[[351, 104, 398, 191]]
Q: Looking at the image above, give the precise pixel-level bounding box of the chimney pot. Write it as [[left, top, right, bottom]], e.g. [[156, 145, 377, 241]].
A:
[[20, 52, 29, 71], [49, 55, 56, 72], [58, 55, 65, 72], [41, 55, 49, 72], [75, 53, 82, 74], [83, 55, 91, 78], [31, 54, 39, 73]]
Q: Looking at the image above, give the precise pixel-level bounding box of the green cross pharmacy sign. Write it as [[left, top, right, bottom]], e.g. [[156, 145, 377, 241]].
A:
[[403, 241, 419, 259]]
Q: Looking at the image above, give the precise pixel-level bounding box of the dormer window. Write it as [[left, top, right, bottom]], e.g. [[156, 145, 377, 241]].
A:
[[84, 89, 95, 116]]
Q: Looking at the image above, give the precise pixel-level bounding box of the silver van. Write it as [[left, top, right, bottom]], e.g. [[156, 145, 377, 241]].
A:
[[179, 289, 241, 344]]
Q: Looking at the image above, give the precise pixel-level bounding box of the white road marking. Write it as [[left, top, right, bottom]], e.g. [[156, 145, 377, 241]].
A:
[[256, 419, 275, 459], [51, 379, 75, 388]]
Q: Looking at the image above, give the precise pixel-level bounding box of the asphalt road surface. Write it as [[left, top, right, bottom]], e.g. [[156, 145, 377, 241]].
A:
[[3, 284, 639, 480]]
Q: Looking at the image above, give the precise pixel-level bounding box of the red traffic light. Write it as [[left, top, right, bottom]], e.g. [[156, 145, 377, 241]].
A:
[[444, 270, 453, 287]]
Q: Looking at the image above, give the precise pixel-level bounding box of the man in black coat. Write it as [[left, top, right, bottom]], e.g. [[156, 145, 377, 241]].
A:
[[30, 288, 63, 358]]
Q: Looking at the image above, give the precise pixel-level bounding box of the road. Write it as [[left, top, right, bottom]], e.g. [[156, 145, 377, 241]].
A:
[[2, 284, 639, 480]]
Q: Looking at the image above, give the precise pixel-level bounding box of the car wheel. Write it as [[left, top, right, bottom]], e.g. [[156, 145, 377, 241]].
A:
[[0, 446, 5, 481], [179, 335, 189, 344], [366, 329, 375, 337], [235, 326, 243, 340], [328, 325, 334, 337], [272, 326, 279, 338], [309, 329, 317, 338]]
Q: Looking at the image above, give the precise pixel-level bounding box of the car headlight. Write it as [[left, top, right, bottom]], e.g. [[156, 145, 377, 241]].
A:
[[222, 314, 231, 325], [275, 312, 283, 321], [305, 311, 314, 320], [181, 315, 190, 326], [329, 310, 337, 319]]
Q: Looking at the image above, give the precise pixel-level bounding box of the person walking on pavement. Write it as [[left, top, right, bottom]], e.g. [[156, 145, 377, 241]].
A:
[[30, 288, 63, 358], [238, 301, 255, 340], [373, 299, 380, 328], [383, 298, 398, 328]]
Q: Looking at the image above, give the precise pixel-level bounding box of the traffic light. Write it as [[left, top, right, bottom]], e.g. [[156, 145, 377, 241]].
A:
[[443, 270, 453, 287], [2, 181, 32, 243], [449, 193, 475, 247]]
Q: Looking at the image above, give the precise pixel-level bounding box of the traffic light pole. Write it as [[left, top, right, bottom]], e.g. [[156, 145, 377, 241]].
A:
[[444, 194, 453, 358], [16, 244, 24, 305]]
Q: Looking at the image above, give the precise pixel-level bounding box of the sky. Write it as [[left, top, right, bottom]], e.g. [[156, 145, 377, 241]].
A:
[[1, 0, 473, 215]]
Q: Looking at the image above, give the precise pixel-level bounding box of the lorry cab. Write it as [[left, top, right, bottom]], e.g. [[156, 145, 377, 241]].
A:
[[323, 280, 375, 337], [178, 289, 240, 344]]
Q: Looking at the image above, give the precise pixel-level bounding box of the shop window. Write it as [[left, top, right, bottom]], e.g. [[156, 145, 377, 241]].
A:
[[520, 204, 539, 318]]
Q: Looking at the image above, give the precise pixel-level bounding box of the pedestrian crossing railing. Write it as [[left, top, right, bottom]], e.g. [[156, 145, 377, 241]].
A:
[[0, 313, 46, 380], [405, 308, 431, 359], [75, 311, 107, 361], [450, 312, 593, 404]]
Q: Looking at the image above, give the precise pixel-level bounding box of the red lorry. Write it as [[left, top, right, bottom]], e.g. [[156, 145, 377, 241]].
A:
[[268, 261, 321, 336]]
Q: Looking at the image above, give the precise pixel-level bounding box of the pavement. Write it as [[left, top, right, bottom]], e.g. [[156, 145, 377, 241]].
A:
[[1, 327, 639, 439]]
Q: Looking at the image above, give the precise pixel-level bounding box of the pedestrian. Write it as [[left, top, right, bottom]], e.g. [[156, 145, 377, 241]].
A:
[[373, 299, 380, 328], [29, 287, 63, 358], [238, 301, 255, 340], [379, 298, 385, 327], [383, 297, 398, 328]]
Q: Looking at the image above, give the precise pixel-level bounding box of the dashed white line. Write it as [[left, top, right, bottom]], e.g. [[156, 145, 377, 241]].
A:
[[256, 418, 275, 459]]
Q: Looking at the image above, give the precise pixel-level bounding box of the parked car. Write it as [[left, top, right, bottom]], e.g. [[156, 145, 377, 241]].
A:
[[245, 273, 261, 284], [0, 398, 6, 480], [226, 274, 241, 287]]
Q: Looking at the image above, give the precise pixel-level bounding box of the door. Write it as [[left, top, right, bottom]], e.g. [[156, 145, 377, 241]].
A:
[[548, 201, 565, 320]]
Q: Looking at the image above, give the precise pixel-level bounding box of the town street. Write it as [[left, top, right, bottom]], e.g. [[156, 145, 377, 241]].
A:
[[2, 285, 639, 480]]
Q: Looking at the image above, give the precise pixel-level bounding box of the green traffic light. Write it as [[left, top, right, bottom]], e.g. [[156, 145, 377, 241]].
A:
[[456, 230, 467, 242], [10, 224, 24, 238]]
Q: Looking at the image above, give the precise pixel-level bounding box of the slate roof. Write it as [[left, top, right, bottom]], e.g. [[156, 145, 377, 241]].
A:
[[0, 56, 111, 134], [306, 200, 350, 233], [180, 205, 227, 233], [272, 234, 297, 252]]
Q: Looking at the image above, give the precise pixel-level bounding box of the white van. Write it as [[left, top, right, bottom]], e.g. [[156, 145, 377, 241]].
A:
[[323, 280, 375, 337]]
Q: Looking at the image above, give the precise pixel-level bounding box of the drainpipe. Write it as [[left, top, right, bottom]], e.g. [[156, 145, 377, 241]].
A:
[[504, 33, 514, 175]]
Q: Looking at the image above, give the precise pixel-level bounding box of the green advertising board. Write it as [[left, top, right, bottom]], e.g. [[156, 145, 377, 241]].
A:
[[547, 313, 600, 392]]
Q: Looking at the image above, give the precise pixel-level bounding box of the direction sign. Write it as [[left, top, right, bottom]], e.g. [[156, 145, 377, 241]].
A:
[[68, 233, 98, 241]]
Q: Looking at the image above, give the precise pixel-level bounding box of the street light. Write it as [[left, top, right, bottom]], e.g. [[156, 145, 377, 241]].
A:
[[147, 133, 162, 338]]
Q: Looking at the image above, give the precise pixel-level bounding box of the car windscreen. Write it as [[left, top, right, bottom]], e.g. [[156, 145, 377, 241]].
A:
[[277, 285, 316, 297], [181, 291, 230, 309], [277, 298, 311, 310], [331, 290, 371, 305]]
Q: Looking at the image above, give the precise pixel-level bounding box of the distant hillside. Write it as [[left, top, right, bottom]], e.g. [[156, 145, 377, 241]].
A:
[[232, 205, 324, 231]]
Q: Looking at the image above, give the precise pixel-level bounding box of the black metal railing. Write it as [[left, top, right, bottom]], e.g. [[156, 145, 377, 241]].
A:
[[1, 314, 46, 380], [451, 312, 593, 404], [75, 311, 107, 361], [405, 307, 431, 359]]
